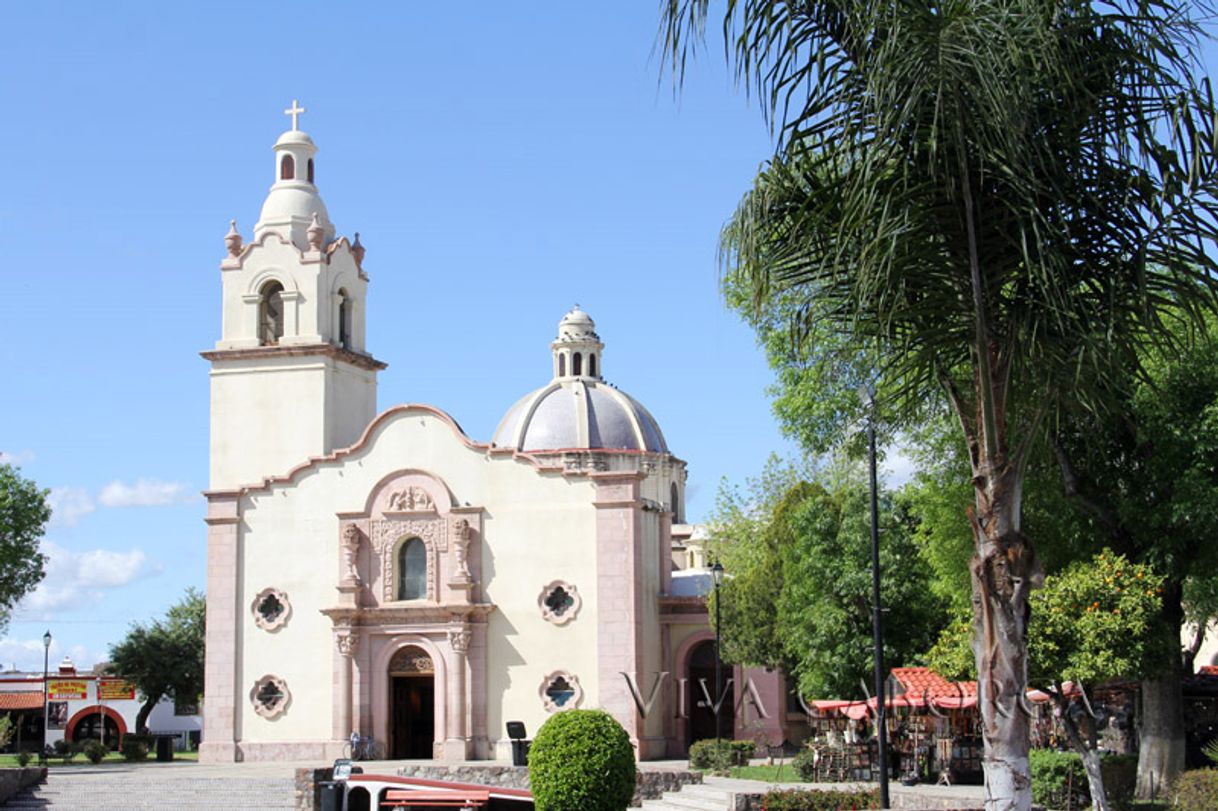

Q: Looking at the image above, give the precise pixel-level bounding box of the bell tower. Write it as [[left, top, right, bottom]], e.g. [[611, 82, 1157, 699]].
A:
[[202, 101, 386, 490]]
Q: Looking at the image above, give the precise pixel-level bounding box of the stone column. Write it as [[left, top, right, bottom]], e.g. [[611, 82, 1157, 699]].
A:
[[444, 625, 472, 760], [200, 494, 240, 763], [335, 631, 358, 740]]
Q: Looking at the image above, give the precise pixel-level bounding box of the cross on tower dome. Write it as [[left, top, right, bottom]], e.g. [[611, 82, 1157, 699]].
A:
[[284, 99, 306, 131]]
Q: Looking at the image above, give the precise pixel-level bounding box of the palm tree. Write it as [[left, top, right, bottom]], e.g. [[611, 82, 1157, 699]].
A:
[[661, 1, 1218, 809]]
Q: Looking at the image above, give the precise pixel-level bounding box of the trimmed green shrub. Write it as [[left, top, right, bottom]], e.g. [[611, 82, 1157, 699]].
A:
[[81, 739, 107, 764], [762, 788, 880, 810], [528, 709, 636, 811], [1174, 769, 1218, 811], [688, 739, 756, 770], [121, 733, 153, 761], [791, 748, 818, 782], [1030, 749, 1089, 810], [15, 751, 31, 767], [51, 739, 78, 763]]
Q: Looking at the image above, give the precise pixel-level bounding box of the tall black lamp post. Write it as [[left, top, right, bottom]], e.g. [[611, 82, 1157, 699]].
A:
[[42, 630, 51, 761], [861, 384, 890, 808], [710, 561, 725, 748]]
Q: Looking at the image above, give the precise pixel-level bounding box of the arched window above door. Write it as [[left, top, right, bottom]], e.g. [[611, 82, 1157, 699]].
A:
[[397, 538, 427, 601]]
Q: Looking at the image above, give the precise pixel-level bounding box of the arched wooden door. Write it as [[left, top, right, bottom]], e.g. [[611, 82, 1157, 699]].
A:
[[388, 646, 435, 759]]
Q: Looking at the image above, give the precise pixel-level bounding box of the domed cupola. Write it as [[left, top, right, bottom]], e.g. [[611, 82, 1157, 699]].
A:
[[492, 308, 668, 453], [254, 100, 336, 250]]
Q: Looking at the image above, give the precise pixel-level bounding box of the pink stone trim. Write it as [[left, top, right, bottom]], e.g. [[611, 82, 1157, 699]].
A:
[[201, 404, 687, 498]]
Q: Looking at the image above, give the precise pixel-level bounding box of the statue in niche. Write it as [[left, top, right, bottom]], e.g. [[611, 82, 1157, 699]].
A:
[[388, 486, 434, 512]]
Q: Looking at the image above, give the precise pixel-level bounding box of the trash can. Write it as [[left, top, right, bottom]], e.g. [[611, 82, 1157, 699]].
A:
[[510, 739, 530, 767], [318, 780, 343, 811], [155, 735, 174, 762]]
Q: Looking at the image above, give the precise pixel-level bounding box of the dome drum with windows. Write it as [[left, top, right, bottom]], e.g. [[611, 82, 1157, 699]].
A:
[[492, 307, 668, 453]]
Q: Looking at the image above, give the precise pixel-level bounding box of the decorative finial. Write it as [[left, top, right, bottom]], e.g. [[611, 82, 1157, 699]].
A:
[[284, 99, 306, 131], [351, 232, 366, 265], [307, 212, 324, 251], [224, 219, 242, 256]]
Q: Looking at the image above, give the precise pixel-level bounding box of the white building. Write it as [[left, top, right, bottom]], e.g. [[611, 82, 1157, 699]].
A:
[[200, 106, 803, 764], [0, 657, 200, 752]]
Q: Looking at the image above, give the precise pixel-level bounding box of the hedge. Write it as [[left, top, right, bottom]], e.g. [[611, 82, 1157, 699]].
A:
[[688, 739, 756, 770], [527, 709, 636, 811], [121, 733, 153, 761], [1029, 749, 1138, 811], [1173, 769, 1218, 811], [762, 788, 880, 810]]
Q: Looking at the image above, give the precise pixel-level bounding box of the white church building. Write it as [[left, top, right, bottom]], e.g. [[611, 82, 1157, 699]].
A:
[[199, 106, 800, 764]]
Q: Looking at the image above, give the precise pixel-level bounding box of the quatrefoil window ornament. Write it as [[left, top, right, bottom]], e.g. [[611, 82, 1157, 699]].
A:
[[539, 670, 583, 713], [250, 674, 290, 719], [538, 580, 581, 625], [252, 587, 291, 631]]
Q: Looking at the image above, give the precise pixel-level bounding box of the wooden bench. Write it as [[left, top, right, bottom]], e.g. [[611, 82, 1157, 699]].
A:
[[381, 788, 491, 808]]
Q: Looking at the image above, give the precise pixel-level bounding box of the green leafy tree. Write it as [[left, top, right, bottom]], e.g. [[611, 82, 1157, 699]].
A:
[[709, 462, 947, 699], [108, 588, 205, 733], [0, 463, 49, 632], [1028, 553, 1164, 811], [1048, 320, 1218, 795], [932, 552, 1163, 811], [660, 1, 1218, 806]]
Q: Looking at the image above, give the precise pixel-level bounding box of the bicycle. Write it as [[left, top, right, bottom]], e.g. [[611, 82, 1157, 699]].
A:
[[345, 733, 384, 761]]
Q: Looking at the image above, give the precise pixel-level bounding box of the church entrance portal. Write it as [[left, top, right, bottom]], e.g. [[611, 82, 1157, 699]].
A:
[[687, 640, 734, 745], [388, 646, 435, 760]]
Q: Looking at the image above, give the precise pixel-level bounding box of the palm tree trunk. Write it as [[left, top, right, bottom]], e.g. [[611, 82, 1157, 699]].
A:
[[1136, 581, 1186, 800], [970, 460, 1040, 811]]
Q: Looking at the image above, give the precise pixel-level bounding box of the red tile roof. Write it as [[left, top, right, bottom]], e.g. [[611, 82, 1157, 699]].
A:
[[891, 667, 976, 699], [0, 692, 44, 710], [1199, 665, 1218, 676]]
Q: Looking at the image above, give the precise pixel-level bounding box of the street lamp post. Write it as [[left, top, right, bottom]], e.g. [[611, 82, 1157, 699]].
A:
[[41, 630, 51, 762], [710, 561, 725, 750], [861, 385, 890, 808]]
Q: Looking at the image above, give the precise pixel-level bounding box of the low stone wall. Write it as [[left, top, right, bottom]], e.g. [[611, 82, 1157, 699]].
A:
[[293, 763, 703, 809], [0, 767, 46, 804]]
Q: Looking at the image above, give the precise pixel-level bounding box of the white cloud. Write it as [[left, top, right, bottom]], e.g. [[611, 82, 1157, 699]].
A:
[[47, 487, 96, 527], [17, 541, 159, 616], [0, 450, 35, 465], [0, 637, 104, 674], [46, 478, 197, 527], [98, 479, 195, 508], [881, 445, 918, 488]]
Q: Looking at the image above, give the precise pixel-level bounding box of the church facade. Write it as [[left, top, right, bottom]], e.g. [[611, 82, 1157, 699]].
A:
[[199, 108, 799, 764]]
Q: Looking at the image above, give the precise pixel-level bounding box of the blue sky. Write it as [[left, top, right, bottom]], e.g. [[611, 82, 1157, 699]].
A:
[[3, 4, 1210, 675], [0, 3, 805, 672]]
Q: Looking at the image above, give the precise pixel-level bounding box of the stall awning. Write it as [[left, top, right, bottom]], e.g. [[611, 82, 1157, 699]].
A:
[[0, 692, 43, 710]]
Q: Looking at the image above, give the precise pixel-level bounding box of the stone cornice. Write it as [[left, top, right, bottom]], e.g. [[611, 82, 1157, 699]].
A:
[[201, 343, 387, 371], [321, 603, 496, 625]]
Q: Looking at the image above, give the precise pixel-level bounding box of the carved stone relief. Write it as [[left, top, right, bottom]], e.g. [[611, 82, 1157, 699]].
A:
[[448, 626, 471, 655], [336, 632, 359, 658], [388, 647, 434, 674], [370, 518, 444, 603], [385, 486, 435, 513]]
